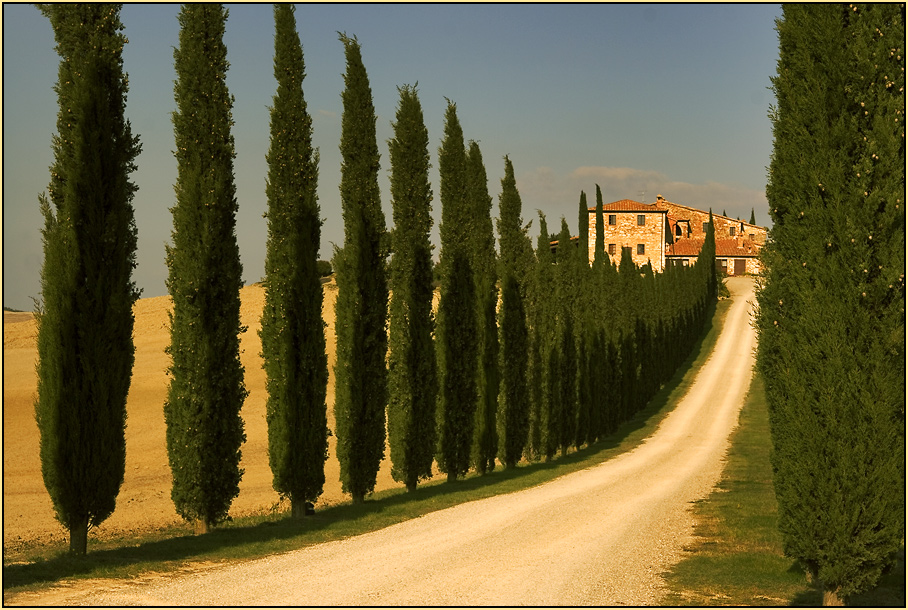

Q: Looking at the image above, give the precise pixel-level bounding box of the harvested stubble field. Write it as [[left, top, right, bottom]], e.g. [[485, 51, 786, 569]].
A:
[[3, 279, 441, 555]]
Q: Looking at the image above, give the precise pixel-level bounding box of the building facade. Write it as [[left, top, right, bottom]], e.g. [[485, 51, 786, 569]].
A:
[[586, 199, 668, 270], [584, 195, 767, 275]]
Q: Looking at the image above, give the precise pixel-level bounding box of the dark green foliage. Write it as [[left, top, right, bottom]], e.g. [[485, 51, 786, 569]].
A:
[[706, 212, 719, 299], [34, 3, 141, 555], [594, 184, 607, 266], [260, 4, 328, 517], [435, 100, 478, 481], [526, 212, 553, 462], [574, 191, 592, 449], [466, 141, 499, 475], [496, 156, 531, 468], [756, 4, 905, 603], [554, 219, 578, 456], [334, 33, 388, 504], [387, 84, 437, 492], [165, 4, 247, 532], [749, 207, 756, 225], [316, 260, 333, 277]]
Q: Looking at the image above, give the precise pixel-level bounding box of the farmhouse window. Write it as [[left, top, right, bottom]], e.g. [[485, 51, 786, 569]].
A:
[[637, 214, 646, 226], [702, 222, 708, 233], [608, 214, 617, 226], [608, 243, 616, 255], [637, 243, 645, 255], [729, 227, 736, 236]]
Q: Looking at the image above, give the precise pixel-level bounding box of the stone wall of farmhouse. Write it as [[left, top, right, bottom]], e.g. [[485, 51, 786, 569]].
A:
[[657, 197, 767, 245], [588, 210, 666, 271]]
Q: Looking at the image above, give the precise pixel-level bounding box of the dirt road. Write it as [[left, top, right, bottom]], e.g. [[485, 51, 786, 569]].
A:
[[17, 277, 756, 606]]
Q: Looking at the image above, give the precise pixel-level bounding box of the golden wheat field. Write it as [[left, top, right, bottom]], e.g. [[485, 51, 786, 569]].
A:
[[3, 280, 437, 553]]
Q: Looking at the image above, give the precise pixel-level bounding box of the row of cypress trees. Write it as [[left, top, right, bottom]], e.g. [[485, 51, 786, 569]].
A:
[[756, 4, 904, 605], [524, 190, 717, 462], [34, 4, 720, 552]]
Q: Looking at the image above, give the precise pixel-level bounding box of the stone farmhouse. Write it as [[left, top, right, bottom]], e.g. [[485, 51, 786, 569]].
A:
[[581, 194, 767, 275]]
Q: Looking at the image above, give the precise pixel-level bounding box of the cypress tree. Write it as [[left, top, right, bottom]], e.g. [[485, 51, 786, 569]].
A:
[[526, 212, 553, 462], [554, 219, 577, 456], [496, 156, 531, 468], [334, 33, 388, 504], [749, 207, 756, 225], [467, 141, 499, 475], [260, 4, 328, 518], [574, 191, 592, 449], [588, 184, 609, 443], [704, 211, 718, 299], [616, 247, 639, 422], [756, 5, 905, 604], [594, 184, 606, 266], [387, 84, 437, 492], [165, 3, 247, 534], [34, 3, 141, 555], [435, 99, 478, 481]]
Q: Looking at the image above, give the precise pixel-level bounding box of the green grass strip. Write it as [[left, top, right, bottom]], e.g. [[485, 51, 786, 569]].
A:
[[5, 299, 733, 597], [661, 372, 905, 607]]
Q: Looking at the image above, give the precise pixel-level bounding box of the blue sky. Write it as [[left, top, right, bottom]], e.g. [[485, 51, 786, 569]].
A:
[[3, 3, 782, 311]]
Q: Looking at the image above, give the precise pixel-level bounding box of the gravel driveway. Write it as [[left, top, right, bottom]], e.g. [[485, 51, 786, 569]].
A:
[[15, 277, 757, 606]]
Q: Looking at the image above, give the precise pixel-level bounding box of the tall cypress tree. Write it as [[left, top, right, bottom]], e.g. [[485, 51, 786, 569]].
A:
[[260, 4, 328, 518], [554, 219, 577, 456], [594, 183, 606, 264], [756, 4, 905, 604], [526, 212, 553, 462], [497, 155, 531, 468], [34, 3, 141, 555], [387, 84, 437, 492], [574, 191, 592, 449], [436, 100, 478, 481], [334, 33, 388, 504], [165, 3, 247, 534], [467, 141, 499, 475], [588, 183, 610, 443]]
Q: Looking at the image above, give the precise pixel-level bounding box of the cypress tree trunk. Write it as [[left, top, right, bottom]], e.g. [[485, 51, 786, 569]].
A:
[[165, 4, 247, 532], [387, 84, 437, 493], [436, 100, 478, 481], [35, 4, 140, 556], [69, 519, 88, 555], [334, 33, 388, 503], [260, 4, 328, 516]]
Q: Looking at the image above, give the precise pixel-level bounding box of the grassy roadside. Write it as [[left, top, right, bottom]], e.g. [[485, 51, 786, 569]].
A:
[[4, 298, 732, 598], [661, 372, 906, 607]]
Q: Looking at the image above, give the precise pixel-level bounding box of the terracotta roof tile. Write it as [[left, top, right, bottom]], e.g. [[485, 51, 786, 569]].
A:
[[587, 200, 667, 213], [666, 237, 759, 258]]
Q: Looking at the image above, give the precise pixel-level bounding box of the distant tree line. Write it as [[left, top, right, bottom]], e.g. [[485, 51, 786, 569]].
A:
[[33, 3, 720, 554]]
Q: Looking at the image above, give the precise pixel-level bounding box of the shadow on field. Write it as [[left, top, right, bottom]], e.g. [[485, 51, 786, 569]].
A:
[[4, 302, 723, 593]]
